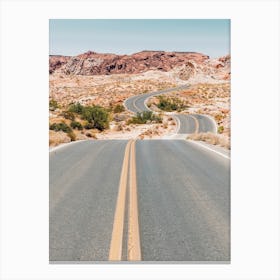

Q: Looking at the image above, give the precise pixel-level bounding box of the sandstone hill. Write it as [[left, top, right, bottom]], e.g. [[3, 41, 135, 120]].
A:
[[49, 50, 209, 75], [49, 55, 71, 74], [49, 50, 230, 81]]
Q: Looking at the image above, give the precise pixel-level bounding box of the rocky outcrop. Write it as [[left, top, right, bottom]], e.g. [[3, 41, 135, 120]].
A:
[[177, 62, 196, 80], [49, 50, 209, 76], [49, 55, 71, 74], [49, 51, 231, 82]]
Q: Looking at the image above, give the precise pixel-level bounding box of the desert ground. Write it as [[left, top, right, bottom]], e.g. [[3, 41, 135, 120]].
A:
[[49, 51, 230, 148]]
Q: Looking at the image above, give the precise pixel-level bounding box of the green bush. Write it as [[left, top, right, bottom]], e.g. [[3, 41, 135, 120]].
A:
[[127, 111, 162, 124], [84, 122, 95, 129], [113, 104, 125, 113], [67, 103, 110, 131], [61, 111, 75, 121], [49, 99, 59, 111], [81, 106, 110, 131], [70, 121, 83, 130], [49, 122, 72, 133], [68, 102, 84, 114], [157, 96, 187, 112], [49, 122, 76, 141], [218, 126, 224, 134]]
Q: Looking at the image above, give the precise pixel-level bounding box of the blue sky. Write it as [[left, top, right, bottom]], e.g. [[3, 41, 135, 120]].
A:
[[49, 19, 230, 58]]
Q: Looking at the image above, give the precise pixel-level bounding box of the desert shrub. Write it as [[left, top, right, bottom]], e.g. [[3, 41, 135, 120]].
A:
[[157, 96, 177, 111], [61, 111, 75, 121], [81, 106, 93, 122], [49, 122, 76, 141], [113, 104, 125, 113], [84, 122, 95, 129], [68, 102, 84, 114], [81, 106, 109, 131], [67, 130, 76, 141], [70, 121, 83, 130], [49, 122, 72, 133], [218, 126, 224, 134], [157, 96, 187, 112], [49, 99, 59, 111], [127, 111, 162, 124], [67, 103, 109, 131], [215, 114, 223, 122]]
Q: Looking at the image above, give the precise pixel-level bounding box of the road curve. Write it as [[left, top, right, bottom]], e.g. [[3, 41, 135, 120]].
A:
[[174, 114, 217, 134], [124, 85, 217, 135], [50, 139, 230, 262], [192, 114, 217, 133], [124, 85, 190, 113]]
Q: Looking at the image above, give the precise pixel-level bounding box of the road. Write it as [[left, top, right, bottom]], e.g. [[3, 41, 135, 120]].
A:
[[50, 139, 230, 262], [50, 140, 127, 261], [124, 85, 190, 114], [124, 85, 216, 134], [50, 84, 229, 262], [174, 114, 217, 134]]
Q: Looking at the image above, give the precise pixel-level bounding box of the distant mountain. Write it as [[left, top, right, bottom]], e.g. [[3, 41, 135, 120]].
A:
[[49, 50, 210, 75], [49, 55, 71, 74]]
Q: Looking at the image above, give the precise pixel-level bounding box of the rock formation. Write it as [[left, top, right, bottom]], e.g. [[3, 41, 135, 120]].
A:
[[49, 55, 71, 74], [49, 50, 209, 75], [49, 50, 230, 82]]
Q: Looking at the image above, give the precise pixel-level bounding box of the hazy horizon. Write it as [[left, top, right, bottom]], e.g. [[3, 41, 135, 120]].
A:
[[49, 19, 230, 59], [49, 49, 230, 58]]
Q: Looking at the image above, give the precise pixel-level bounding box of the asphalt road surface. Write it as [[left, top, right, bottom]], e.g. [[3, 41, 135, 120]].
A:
[[174, 114, 217, 134], [191, 114, 217, 133], [124, 84, 216, 135], [50, 139, 230, 262], [50, 140, 127, 261], [124, 85, 190, 113]]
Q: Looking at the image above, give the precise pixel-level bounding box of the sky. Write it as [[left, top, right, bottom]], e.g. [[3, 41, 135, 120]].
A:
[[49, 19, 230, 58]]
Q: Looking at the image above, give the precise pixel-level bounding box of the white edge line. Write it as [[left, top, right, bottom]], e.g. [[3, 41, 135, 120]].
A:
[[187, 139, 230, 160], [172, 115, 181, 134], [123, 85, 190, 115], [49, 139, 88, 153], [123, 98, 137, 114], [143, 96, 152, 112], [196, 113, 218, 133], [132, 96, 140, 112]]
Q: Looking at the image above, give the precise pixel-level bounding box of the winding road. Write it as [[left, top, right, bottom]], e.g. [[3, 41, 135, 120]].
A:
[[124, 84, 189, 113], [125, 85, 217, 135], [50, 85, 230, 262]]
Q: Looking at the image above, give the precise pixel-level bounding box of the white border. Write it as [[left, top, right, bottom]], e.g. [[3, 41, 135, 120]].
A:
[[1, 1, 280, 279]]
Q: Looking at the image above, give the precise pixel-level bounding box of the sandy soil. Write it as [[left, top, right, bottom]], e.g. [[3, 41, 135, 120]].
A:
[[147, 82, 230, 137], [49, 71, 230, 146]]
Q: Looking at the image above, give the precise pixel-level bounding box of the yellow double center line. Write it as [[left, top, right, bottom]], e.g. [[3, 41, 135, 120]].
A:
[[189, 115, 200, 133], [109, 140, 141, 261]]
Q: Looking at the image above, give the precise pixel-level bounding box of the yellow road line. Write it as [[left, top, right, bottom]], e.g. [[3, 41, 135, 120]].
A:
[[109, 139, 141, 261], [132, 96, 140, 112], [108, 140, 132, 261], [128, 140, 141, 261], [189, 115, 199, 133]]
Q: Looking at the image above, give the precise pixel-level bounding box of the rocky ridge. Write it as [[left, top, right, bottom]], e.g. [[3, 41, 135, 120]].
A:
[[49, 55, 71, 74], [50, 50, 209, 75], [49, 50, 230, 81]]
